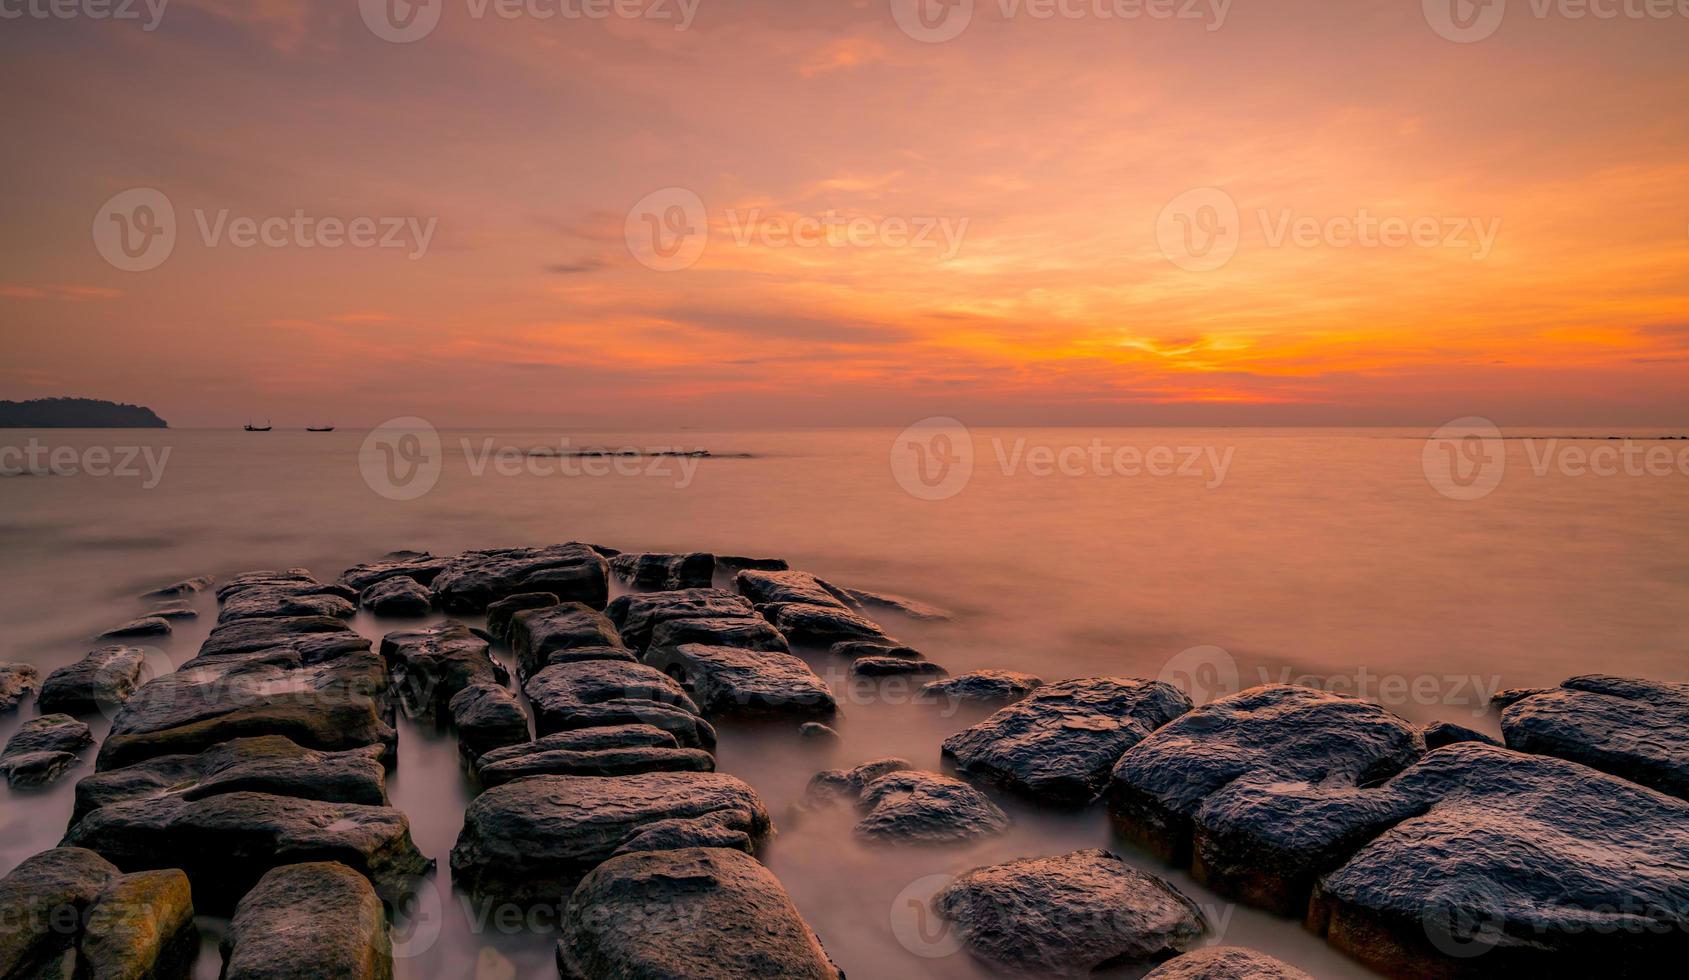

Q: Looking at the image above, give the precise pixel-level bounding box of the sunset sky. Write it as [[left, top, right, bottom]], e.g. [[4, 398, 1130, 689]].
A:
[[2, 0, 1686, 427]]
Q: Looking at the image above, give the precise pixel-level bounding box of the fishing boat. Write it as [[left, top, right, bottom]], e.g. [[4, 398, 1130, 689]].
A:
[[306, 424, 335, 432], [243, 420, 271, 431]]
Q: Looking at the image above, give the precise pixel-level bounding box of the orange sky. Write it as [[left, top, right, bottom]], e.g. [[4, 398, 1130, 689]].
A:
[[2, 0, 1687, 427]]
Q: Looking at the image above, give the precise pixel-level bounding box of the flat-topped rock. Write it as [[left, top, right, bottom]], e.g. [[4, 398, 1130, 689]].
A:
[[78, 869, 197, 980], [359, 575, 432, 616], [609, 552, 715, 591], [943, 677, 1192, 806], [557, 848, 842, 980], [854, 770, 1009, 843], [715, 556, 788, 575], [735, 569, 854, 610], [805, 758, 914, 804], [0, 847, 120, 977], [648, 615, 790, 654], [933, 849, 1207, 975], [431, 544, 609, 612], [72, 736, 388, 825], [100, 615, 172, 639], [829, 640, 922, 660], [473, 724, 706, 786], [62, 790, 432, 914], [217, 570, 357, 623], [524, 659, 714, 749], [851, 656, 946, 678], [380, 621, 508, 720], [1501, 674, 1689, 800], [37, 645, 147, 715], [606, 588, 756, 651], [2, 713, 93, 787], [195, 615, 368, 663], [485, 591, 559, 642], [338, 550, 449, 592], [921, 670, 1043, 704], [214, 569, 319, 601], [147, 601, 199, 620], [222, 862, 390, 980], [450, 771, 771, 903], [0, 661, 41, 712], [765, 603, 891, 647], [140, 575, 213, 600], [448, 683, 530, 759], [510, 602, 628, 681], [1423, 720, 1501, 749], [643, 643, 836, 720], [1107, 685, 1424, 913], [1143, 947, 1314, 979], [841, 587, 952, 621]]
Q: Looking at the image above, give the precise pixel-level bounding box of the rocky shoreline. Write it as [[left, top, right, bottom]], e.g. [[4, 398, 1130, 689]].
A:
[[2, 542, 1686, 978]]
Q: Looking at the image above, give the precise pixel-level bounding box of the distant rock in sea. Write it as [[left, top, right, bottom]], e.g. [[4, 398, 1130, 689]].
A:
[[0, 397, 167, 428]]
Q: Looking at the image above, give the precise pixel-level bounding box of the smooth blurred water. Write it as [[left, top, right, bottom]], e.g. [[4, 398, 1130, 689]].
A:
[[3, 426, 1687, 978]]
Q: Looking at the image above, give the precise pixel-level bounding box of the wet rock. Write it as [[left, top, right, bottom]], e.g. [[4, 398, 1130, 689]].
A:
[[217, 570, 357, 623], [338, 550, 449, 592], [195, 615, 368, 663], [943, 677, 1191, 806], [37, 645, 147, 715], [100, 616, 172, 639], [1490, 687, 1550, 709], [735, 569, 854, 610], [805, 758, 914, 804], [643, 643, 836, 720], [1106, 685, 1424, 914], [380, 622, 508, 720], [556, 847, 842, 980], [221, 862, 391, 980], [62, 791, 432, 914], [448, 683, 530, 759], [524, 660, 715, 750], [213, 569, 319, 601], [1423, 720, 1501, 749], [799, 722, 840, 741], [606, 588, 756, 652], [828, 640, 922, 660], [484, 592, 559, 642], [714, 556, 789, 575], [649, 615, 790, 654], [841, 587, 952, 621], [933, 849, 1207, 975], [609, 552, 715, 591], [0, 661, 41, 712], [478, 743, 714, 787], [766, 603, 891, 647], [921, 670, 1043, 704], [510, 603, 629, 681], [1142, 947, 1314, 980], [73, 736, 388, 824], [140, 576, 213, 600], [148, 602, 198, 621], [854, 770, 1009, 843], [0, 847, 120, 977], [1308, 742, 1689, 979], [431, 544, 609, 613], [1, 714, 93, 787], [450, 771, 771, 902], [360, 576, 432, 616], [850, 656, 946, 678], [1500, 674, 1689, 800], [78, 869, 197, 980]]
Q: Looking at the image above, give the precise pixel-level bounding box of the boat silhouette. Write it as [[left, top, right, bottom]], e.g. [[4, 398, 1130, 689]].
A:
[[243, 420, 271, 431], [306, 424, 335, 432]]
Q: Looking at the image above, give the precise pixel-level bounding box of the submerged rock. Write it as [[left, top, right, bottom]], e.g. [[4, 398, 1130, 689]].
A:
[[610, 552, 715, 591], [828, 640, 922, 660], [0, 847, 120, 977], [338, 550, 449, 592], [1142, 947, 1314, 979], [799, 722, 841, 742], [1, 713, 93, 787], [485, 591, 559, 642], [766, 603, 890, 647], [37, 645, 147, 715], [360, 576, 432, 616], [854, 770, 1009, 843], [850, 656, 946, 678], [380, 621, 508, 721], [932, 849, 1207, 975], [943, 677, 1191, 806], [448, 683, 530, 759], [0, 661, 41, 712], [1500, 674, 1689, 800], [805, 758, 914, 804], [221, 862, 391, 980], [841, 587, 952, 621], [643, 643, 836, 720], [921, 670, 1043, 704], [147, 601, 199, 621], [714, 556, 789, 575], [450, 771, 771, 903], [557, 848, 842, 980], [431, 544, 609, 613], [100, 616, 172, 639], [78, 869, 197, 980], [606, 588, 756, 652], [140, 575, 213, 600], [524, 659, 715, 750], [510, 603, 629, 681]]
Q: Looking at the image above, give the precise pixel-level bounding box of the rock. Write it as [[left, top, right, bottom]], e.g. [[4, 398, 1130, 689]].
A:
[[606, 588, 756, 652], [78, 869, 197, 980], [431, 544, 609, 613], [648, 615, 790, 654], [609, 552, 715, 591], [147, 601, 199, 621], [509, 603, 629, 681], [213, 569, 319, 601], [1, 713, 93, 787], [473, 724, 708, 786], [448, 683, 530, 758], [0, 847, 120, 977], [1308, 742, 1689, 979], [62, 791, 432, 914], [1106, 685, 1424, 914], [36, 645, 147, 715], [1142, 947, 1314, 979], [714, 556, 788, 575], [921, 670, 1043, 704], [217, 570, 357, 623], [841, 587, 951, 621], [100, 616, 172, 639], [735, 569, 854, 610], [380, 621, 508, 720], [524, 660, 715, 750], [643, 644, 836, 720], [221, 862, 391, 980], [943, 677, 1191, 806], [338, 550, 449, 591], [450, 771, 771, 903], [805, 758, 914, 804], [766, 603, 891, 647], [850, 657, 946, 678], [0, 661, 42, 712], [484, 592, 559, 642], [194, 615, 368, 663], [1423, 720, 1501, 749], [72, 736, 388, 825], [556, 848, 841, 980], [933, 849, 1207, 975], [828, 640, 922, 660], [140, 576, 213, 600], [1500, 674, 1689, 800], [359, 576, 432, 616], [854, 770, 1009, 843], [799, 722, 840, 741], [1491, 687, 1550, 709]]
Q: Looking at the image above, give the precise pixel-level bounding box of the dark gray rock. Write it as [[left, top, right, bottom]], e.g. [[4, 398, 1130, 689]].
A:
[[217, 570, 357, 624], [221, 862, 391, 980], [450, 772, 770, 903], [799, 722, 840, 741], [643, 644, 836, 720], [524, 660, 715, 750], [734, 569, 854, 610], [473, 724, 702, 786], [0, 661, 41, 712], [62, 791, 432, 914], [338, 550, 449, 591], [485, 592, 559, 642], [1, 713, 93, 787], [0, 847, 120, 978], [1423, 720, 1501, 749], [921, 670, 1043, 704], [933, 849, 1207, 975], [1491, 687, 1550, 709], [609, 552, 715, 591], [649, 615, 790, 654], [510, 603, 628, 681], [147, 601, 199, 620], [850, 657, 946, 678], [606, 588, 756, 652], [430, 544, 609, 612], [36, 645, 147, 715], [448, 683, 530, 759], [78, 868, 197, 980], [1142, 947, 1314, 979], [854, 770, 1009, 843], [194, 615, 367, 663], [359, 576, 432, 616], [556, 848, 842, 980], [828, 640, 922, 660], [1501, 674, 1689, 800], [805, 758, 914, 804], [100, 616, 172, 639], [714, 556, 788, 575], [140, 576, 213, 600], [840, 587, 951, 621], [1106, 685, 1424, 914], [379, 622, 508, 721], [943, 677, 1192, 806], [213, 569, 319, 602], [766, 603, 891, 647]]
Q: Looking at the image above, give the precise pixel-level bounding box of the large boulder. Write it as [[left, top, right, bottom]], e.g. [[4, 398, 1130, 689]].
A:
[[765, 603, 891, 648], [36, 645, 147, 715], [379, 622, 507, 720], [62, 791, 432, 914], [221, 862, 391, 980], [853, 770, 1009, 843], [1500, 674, 1689, 800], [78, 869, 197, 980], [0, 661, 42, 712], [932, 849, 1207, 975], [359, 576, 432, 616], [1142, 947, 1314, 979], [1106, 685, 1425, 914], [642, 644, 836, 720], [648, 616, 790, 654], [606, 589, 756, 652], [609, 552, 715, 591], [509, 603, 628, 681], [337, 550, 449, 591], [556, 848, 841, 980], [524, 660, 715, 750], [447, 683, 530, 759], [942, 678, 1191, 805], [430, 544, 609, 612], [473, 724, 711, 787], [734, 569, 853, 610], [217, 570, 357, 623], [450, 772, 771, 903], [484, 591, 559, 642], [0, 847, 120, 977], [1, 713, 93, 787], [194, 615, 368, 663]]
